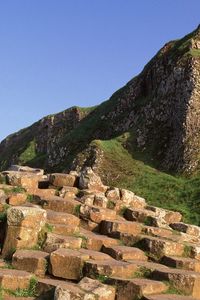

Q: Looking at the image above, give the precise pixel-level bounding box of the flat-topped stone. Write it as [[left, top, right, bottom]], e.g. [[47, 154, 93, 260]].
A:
[[50, 248, 90, 280], [100, 220, 142, 238], [0, 269, 32, 290], [43, 232, 82, 252], [106, 277, 167, 300], [83, 259, 140, 279], [46, 209, 80, 226], [102, 245, 147, 261], [152, 267, 200, 298], [12, 249, 49, 277], [170, 222, 200, 237], [161, 255, 200, 272]]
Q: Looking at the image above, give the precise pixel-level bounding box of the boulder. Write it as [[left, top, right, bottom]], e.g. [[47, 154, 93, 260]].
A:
[[79, 168, 106, 192]]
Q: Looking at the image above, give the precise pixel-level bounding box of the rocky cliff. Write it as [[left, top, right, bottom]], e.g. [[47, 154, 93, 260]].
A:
[[0, 26, 200, 176]]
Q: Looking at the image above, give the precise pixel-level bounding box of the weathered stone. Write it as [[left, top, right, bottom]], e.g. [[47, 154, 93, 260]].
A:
[[124, 208, 155, 222], [12, 249, 49, 277], [106, 187, 121, 201], [161, 255, 200, 272], [50, 248, 89, 280], [107, 277, 167, 300], [146, 206, 182, 224], [41, 196, 81, 215], [46, 209, 80, 226], [79, 167, 107, 192], [100, 220, 142, 238], [2, 206, 46, 258], [102, 245, 147, 261], [152, 268, 200, 298], [7, 193, 27, 206], [83, 259, 140, 279], [49, 173, 77, 187], [121, 189, 146, 208], [0, 269, 32, 290], [170, 222, 200, 237], [79, 229, 119, 251], [80, 205, 116, 223], [93, 193, 108, 208], [136, 235, 185, 259], [43, 233, 82, 252], [79, 277, 115, 300]]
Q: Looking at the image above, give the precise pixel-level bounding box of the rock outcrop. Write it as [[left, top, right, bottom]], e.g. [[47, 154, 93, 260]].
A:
[[0, 26, 200, 176], [0, 166, 200, 298]]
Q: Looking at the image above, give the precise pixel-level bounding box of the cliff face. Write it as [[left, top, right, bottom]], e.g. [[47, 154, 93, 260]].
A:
[[0, 26, 200, 175]]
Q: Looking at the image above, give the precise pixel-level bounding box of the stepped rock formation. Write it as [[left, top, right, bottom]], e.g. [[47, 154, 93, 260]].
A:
[[1, 166, 200, 298], [0, 26, 200, 176]]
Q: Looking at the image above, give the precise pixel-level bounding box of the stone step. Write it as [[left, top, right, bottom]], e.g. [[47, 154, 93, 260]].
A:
[[43, 233, 82, 252], [142, 226, 174, 239], [161, 255, 200, 272], [170, 222, 200, 237], [151, 268, 200, 298], [100, 220, 142, 238], [102, 245, 148, 261], [40, 196, 81, 214], [54, 277, 115, 300], [79, 228, 120, 251], [83, 259, 141, 279], [80, 205, 117, 223], [124, 207, 156, 223], [49, 223, 79, 235], [12, 249, 49, 277], [146, 206, 182, 224], [134, 235, 185, 260], [0, 269, 32, 290], [49, 248, 91, 280], [46, 209, 80, 226], [106, 277, 168, 300], [36, 278, 75, 300]]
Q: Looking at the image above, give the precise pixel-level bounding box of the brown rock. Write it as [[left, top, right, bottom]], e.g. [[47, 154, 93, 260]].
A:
[[79, 167, 107, 192], [83, 259, 140, 279], [0, 269, 32, 290], [7, 193, 27, 206], [100, 220, 142, 238], [161, 255, 200, 272], [50, 248, 89, 280], [80, 205, 116, 223], [43, 233, 82, 253], [12, 249, 49, 277], [102, 245, 147, 261], [79, 277, 115, 300], [152, 268, 200, 298], [107, 277, 167, 300], [49, 173, 77, 187]]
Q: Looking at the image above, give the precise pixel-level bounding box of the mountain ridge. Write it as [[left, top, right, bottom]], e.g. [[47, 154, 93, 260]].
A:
[[0, 26, 200, 224]]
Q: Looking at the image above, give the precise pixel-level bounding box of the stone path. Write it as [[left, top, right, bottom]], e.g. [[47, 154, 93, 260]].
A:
[[0, 166, 200, 299]]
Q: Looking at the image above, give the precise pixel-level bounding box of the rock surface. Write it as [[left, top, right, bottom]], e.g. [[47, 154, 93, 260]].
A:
[[0, 166, 200, 299]]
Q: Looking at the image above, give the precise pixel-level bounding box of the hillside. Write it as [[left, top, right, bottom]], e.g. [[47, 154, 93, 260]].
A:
[[0, 26, 200, 224]]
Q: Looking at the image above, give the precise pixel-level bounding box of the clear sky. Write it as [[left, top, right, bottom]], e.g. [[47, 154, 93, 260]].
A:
[[0, 0, 199, 141]]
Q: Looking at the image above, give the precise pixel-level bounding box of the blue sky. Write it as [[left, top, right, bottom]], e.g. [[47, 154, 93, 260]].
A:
[[0, 0, 199, 141]]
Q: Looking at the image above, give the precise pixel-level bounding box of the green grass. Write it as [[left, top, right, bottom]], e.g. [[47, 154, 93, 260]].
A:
[[19, 140, 37, 164], [95, 136, 200, 225]]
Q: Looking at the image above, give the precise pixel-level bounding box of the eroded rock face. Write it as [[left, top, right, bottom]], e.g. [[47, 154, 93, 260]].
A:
[[79, 167, 107, 192], [2, 206, 46, 258], [0, 28, 200, 176]]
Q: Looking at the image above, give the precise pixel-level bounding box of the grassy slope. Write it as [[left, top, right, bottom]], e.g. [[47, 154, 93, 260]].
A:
[[94, 135, 200, 225]]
